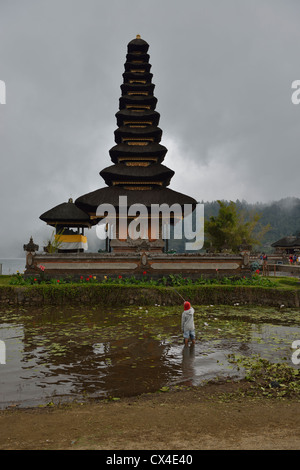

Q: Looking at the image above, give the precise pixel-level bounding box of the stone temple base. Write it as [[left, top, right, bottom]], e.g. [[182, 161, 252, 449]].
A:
[[109, 238, 165, 254], [24, 250, 251, 280]]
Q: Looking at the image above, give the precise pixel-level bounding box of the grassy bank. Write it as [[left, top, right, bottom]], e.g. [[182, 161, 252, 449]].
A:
[[0, 275, 299, 307]]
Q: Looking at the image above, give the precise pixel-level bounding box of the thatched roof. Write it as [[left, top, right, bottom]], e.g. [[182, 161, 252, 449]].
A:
[[109, 142, 168, 163], [126, 52, 150, 62], [40, 198, 90, 225], [115, 109, 160, 127], [100, 163, 174, 186], [114, 125, 162, 144], [123, 71, 153, 82], [119, 95, 158, 109], [271, 236, 300, 247], [127, 36, 149, 53], [75, 186, 197, 214], [124, 61, 151, 72], [121, 83, 155, 94]]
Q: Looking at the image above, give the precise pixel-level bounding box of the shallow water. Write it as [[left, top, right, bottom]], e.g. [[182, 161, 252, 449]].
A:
[[0, 305, 299, 408]]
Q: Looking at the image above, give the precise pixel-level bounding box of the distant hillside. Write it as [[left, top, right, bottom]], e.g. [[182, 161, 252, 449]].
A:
[[169, 197, 300, 253], [205, 197, 300, 251]]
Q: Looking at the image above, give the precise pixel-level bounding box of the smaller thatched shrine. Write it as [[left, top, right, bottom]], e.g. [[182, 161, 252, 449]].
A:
[[40, 198, 91, 252], [271, 235, 300, 255]]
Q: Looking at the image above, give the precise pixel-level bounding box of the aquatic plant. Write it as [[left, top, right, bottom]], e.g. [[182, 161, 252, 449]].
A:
[[227, 353, 300, 398]]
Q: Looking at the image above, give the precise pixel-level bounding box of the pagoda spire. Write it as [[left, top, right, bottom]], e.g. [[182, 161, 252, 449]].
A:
[[106, 34, 170, 183], [75, 37, 196, 251]]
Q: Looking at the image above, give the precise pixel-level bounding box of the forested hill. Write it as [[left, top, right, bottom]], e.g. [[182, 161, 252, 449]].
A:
[[202, 197, 300, 252], [169, 197, 300, 253]]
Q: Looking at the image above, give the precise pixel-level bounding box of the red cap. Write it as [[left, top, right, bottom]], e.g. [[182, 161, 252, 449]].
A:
[[184, 301, 191, 310]]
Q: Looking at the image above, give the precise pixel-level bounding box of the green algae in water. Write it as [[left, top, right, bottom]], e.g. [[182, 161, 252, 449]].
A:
[[0, 304, 300, 407]]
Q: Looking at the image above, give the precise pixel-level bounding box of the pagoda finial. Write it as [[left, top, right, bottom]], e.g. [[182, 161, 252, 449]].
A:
[[136, 34, 141, 39]]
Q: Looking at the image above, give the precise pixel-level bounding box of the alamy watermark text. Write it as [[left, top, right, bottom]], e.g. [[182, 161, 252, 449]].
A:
[[0, 80, 6, 104], [0, 340, 6, 364], [95, 197, 204, 251]]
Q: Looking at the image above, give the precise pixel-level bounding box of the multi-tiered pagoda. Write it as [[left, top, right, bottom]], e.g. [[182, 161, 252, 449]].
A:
[[31, 36, 251, 278], [75, 35, 196, 252]]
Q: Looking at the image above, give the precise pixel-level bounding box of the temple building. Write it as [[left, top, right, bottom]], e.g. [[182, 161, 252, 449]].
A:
[[271, 235, 300, 255], [75, 35, 197, 252], [39, 35, 196, 253], [28, 36, 251, 279]]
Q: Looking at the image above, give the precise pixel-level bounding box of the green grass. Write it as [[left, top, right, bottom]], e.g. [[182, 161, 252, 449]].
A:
[[0, 275, 14, 286], [1, 273, 299, 289], [268, 276, 300, 289]]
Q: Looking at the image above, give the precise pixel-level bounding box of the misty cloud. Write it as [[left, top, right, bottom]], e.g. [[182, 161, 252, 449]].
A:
[[0, 0, 300, 257]]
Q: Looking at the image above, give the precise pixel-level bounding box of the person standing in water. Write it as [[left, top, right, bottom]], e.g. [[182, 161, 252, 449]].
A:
[[181, 301, 196, 346]]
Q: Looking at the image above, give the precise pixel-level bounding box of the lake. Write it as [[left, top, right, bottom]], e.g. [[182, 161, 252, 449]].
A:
[[0, 304, 299, 408], [0, 258, 26, 275]]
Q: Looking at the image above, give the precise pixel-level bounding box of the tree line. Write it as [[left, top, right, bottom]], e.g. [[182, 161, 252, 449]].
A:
[[168, 197, 300, 254]]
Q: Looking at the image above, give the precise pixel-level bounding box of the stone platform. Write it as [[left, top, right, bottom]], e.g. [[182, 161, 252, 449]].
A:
[[24, 251, 251, 280]]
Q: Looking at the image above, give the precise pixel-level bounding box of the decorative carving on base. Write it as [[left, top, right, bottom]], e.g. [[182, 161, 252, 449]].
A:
[[24, 237, 39, 271], [110, 238, 165, 253], [23, 237, 39, 253]]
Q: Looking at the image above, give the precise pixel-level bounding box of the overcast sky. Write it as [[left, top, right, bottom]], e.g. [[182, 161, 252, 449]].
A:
[[1, 0, 300, 257]]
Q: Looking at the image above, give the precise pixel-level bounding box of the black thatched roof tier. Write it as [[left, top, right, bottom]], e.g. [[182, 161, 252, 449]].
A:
[[109, 142, 168, 164], [123, 71, 153, 82], [75, 186, 197, 214], [121, 83, 155, 95], [271, 236, 300, 247], [40, 198, 90, 225], [114, 125, 162, 144], [126, 52, 150, 62], [100, 163, 174, 186], [119, 94, 158, 110], [124, 62, 151, 73], [127, 37, 149, 54], [115, 109, 160, 127]]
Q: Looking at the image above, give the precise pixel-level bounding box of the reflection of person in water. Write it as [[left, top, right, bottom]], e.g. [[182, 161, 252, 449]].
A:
[[181, 301, 196, 347], [181, 340, 195, 384]]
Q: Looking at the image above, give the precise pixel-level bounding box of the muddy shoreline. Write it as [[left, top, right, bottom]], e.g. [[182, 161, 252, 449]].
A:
[[1, 382, 300, 450], [1, 290, 300, 450]]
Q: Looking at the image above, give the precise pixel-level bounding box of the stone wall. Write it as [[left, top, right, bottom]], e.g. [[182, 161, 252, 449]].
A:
[[269, 264, 300, 276], [24, 251, 251, 280]]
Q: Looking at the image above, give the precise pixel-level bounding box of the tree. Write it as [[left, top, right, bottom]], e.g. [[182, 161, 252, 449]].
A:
[[204, 200, 270, 253]]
